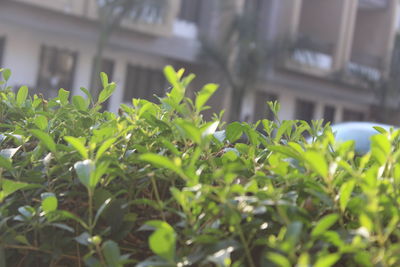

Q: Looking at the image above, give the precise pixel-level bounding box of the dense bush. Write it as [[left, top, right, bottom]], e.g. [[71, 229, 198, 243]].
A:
[[0, 66, 400, 266]]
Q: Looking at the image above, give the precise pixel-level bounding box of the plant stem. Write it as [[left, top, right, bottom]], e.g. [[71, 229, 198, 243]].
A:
[[95, 243, 107, 266], [237, 224, 256, 267], [150, 175, 166, 222], [88, 189, 94, 234], [4, 244, 79, 261]]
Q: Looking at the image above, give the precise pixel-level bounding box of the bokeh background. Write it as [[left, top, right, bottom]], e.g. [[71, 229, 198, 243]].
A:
[[1, 0, 400, 124]]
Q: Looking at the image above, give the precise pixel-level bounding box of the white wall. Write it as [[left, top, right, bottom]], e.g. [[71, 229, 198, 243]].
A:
[[0, 20, 171, 112]]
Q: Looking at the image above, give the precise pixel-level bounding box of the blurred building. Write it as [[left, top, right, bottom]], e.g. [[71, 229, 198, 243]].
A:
[[243, 0, 399, 124], [0, 0, 399, 124], [0, 0, 213, 110]]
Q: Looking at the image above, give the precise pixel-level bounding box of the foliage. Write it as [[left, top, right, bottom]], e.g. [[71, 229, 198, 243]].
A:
[[1, 66, 400, 266]]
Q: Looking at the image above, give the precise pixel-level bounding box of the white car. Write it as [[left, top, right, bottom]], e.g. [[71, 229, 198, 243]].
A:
[[326, 122, 393, 154]]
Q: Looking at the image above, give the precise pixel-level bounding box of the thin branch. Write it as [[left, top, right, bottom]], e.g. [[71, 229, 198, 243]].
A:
[[4, 244, 80, 261]]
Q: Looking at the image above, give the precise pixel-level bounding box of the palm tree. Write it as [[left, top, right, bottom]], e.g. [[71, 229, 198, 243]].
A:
[[201, 0, 279, 122]]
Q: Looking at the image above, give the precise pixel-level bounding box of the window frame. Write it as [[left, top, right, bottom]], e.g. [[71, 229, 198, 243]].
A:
[[123, 64, 166, 103], [295, 99, 315, 123], [36, 45, 78, 97]]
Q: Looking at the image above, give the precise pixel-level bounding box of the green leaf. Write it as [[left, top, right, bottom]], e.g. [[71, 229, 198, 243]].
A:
[[339, 180, 356, 212], [2, 68, 11, 81], [175, 119, 201, 144], [266, 252, 291, 267], [102, 240, 121, 267], [64, 136, 88, 159], [96, 138, 116, 160], [80, 87, 92, 102], [41, 192, 58, 213], [371, 134, 390, 155], [0, 156, 12, 171], [100, 72, 108, 89], [164, 65, 179, 88], [226, 122, 243, 142], [201, 121, 220, 138], [98, 83, 116, 104], [0, 179, 39, 202], [74, 159, 95, 189], [140, 154, 183, 176], [145, 220, 176, 262], [314, 253, 341, 267], [54, 210, 89, 229], [371, 134, 391, 164], [268, 145, 301, 160], [16, 86, 28, 106], [58, 89, 70, 105], [283, 222, 303, 251], [195, 83, 218, 111], [275, 120, 293, 142], [30, 129, 57, 153], [311, 214, 339, 237], [72, 95, 89, 111], [93, 198, 112, 227], [304, 151, 328, 177], [164, 65, 184, 103], [14, 235, 30, 246], [34, 115, 48, 130], [373, 126, 387, 134]]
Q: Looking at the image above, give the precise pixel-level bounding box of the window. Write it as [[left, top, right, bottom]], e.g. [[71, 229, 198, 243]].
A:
[[295, 99, 315, 123], [253, 91, 278, 122], [323, 105, 336, 124], [123, 65, 166, 102], [178, 0, 201, 23], [93, 58, 115, 109], [0, 36, 5, 67], [342, 109, 365, 122], [36, 45, 77, 98]]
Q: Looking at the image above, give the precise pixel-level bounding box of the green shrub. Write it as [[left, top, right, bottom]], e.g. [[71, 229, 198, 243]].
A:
[[0, 66, 400, 266]]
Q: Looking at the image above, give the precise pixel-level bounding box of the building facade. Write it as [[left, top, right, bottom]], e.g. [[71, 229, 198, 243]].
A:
[[239, 0, 399, 124], [0, 0, 399, 124]]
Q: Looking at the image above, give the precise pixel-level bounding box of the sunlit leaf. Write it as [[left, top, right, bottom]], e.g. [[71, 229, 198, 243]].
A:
[[145, 220, 176, 262], [64, 136, 88, 159], [31, 129, 57, 153], [314, 253, 341, 267], [72, 95, 89, 111], [339, 180, 356, 212], [74, 159, 95, 189], [304, 151, 328, 177], [41, 192, 58, 213], [226, 122, 243, 142], [98, 83, 116, 104], [140, 154, 183, 176], [311, 214, 339, 237], [96, 138, 116, 160], [16, 86, 28, 106], [195, 83, 218, 111], [34, 115, 48, 130]]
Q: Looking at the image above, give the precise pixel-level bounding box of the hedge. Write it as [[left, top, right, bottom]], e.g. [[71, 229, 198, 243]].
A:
[[0, 66, 400, 266]]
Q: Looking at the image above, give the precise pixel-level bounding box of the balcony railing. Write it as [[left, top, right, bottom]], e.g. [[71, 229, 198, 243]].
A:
[[13, 0, 180, 36], [358, 0, 388, 9], [288, 35, 335, 70]]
